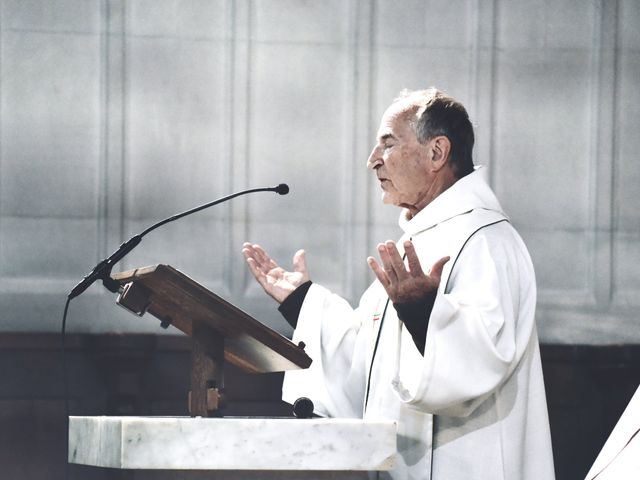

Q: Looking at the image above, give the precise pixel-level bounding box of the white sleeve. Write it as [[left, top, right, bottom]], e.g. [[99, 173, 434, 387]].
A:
[[392, 224, 537, 417], [282, 283, 369, 418]]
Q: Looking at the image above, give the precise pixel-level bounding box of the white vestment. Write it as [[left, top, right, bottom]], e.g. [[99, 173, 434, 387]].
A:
[[283, 168, 555, 479]]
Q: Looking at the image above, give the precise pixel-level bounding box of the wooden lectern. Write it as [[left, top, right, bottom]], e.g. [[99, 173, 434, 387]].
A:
[[111, 264, 312, 417], [70, 265, 397, 474]]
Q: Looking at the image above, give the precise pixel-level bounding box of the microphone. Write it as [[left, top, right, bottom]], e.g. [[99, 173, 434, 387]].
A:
[[293, 397, 315, 418], [68, 184, 289, 299], [274, 183, 289, 195]]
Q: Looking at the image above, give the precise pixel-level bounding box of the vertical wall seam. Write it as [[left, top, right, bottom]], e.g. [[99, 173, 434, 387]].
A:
[[243, 1, 254, 238], [119, 0, 127, 245], [343, 0, 356, 299], [488, 0, 497, 189], [609, 0, 620, 304], [364, 0, 376, 272], [98, 0, 109, 260], [469, 0, 479, 115], [588, 0, 602, 304], [590, 0, 618, 306], [0, 2, 4, 271], [248, 1, 254, 189], [224, 0, 236, 296]]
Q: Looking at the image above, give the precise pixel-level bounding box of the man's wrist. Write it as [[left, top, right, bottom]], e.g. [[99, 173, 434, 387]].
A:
[[278, 280, 313, 328], [393, 293, 437, 355]]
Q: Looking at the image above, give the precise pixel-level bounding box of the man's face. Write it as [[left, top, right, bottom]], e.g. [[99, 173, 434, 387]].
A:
[[367, 102, 436, 215]]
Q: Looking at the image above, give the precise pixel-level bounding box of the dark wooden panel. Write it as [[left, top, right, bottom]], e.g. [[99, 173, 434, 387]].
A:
[[541, 344, 640, 480], [0, 399, 67, 479], [0, 334, 638, 480]]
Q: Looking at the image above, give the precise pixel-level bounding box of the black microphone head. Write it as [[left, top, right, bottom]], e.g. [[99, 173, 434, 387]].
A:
[[293, 397, 314, 418], [275, 183, 289, 195]]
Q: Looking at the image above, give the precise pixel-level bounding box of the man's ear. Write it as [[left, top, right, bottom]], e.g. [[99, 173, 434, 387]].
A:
[[430, 136, 451, 171]]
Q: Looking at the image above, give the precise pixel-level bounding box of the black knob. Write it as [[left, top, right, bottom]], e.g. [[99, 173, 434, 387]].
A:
[[293, 397, 314, 418]]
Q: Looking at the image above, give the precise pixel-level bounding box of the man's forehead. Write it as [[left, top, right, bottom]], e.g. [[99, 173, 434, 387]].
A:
[[385, 98, 417, 116], [377, 101, 418, 139]]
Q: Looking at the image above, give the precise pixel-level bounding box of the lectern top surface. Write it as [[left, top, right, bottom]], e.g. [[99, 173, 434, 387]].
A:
[[113, 264, 312, 374]]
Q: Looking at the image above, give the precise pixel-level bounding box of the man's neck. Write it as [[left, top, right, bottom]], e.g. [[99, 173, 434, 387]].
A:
[[405, 170, 459, 219]]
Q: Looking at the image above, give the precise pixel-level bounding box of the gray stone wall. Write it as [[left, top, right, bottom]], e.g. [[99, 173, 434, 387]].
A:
[[0, 0, 638, 343]]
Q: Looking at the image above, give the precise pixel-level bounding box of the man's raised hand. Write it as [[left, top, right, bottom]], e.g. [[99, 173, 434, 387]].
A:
[[242, 243, 310, 304], [367, 240, 449, 304]]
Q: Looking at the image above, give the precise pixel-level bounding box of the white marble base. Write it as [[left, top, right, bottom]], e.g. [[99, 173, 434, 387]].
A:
[[69, 416, 396, 471]]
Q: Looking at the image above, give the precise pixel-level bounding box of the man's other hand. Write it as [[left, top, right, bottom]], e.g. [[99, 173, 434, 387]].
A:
[[242, 243, 310, 304], [367, 240, 449, 304]]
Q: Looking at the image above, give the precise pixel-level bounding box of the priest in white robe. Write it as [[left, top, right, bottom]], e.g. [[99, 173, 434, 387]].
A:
[[243, 88, 555, 480]]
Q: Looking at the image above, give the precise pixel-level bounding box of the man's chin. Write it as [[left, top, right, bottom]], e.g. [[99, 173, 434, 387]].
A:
[[381, 193, 399, 207]]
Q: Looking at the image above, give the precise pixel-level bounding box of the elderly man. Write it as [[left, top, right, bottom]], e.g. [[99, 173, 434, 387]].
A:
[[243, 88, 555, 479]]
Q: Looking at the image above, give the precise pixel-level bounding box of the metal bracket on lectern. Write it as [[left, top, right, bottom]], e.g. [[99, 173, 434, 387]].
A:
[[116, 281, 152, 316]]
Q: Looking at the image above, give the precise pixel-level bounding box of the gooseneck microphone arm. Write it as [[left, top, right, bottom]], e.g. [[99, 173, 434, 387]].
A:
[[67, 183, 289, 300]]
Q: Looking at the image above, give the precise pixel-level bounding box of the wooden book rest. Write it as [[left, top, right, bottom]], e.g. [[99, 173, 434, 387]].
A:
[[112, 264, 312, 417]]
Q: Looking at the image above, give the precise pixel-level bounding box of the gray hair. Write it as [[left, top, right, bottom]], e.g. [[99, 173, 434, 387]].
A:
[[396, 88, 475, 178]]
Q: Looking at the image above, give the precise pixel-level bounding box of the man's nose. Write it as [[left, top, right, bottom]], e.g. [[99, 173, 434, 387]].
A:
[[367, 146, 382, 170]]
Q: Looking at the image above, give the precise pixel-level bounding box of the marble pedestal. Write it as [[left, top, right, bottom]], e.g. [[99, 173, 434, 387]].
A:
[[69, 416, 396, 476]]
